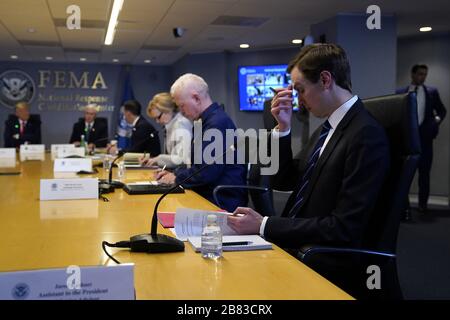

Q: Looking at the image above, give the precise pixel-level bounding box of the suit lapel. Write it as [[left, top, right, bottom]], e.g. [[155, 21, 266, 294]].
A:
[[294, 100, 363, 213]]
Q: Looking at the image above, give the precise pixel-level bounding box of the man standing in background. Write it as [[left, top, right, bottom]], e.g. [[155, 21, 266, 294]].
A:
[[397, 64, 447, 217]]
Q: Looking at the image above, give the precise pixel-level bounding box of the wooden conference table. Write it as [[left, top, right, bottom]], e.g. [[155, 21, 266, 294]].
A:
[[0, 154, 353, 300]]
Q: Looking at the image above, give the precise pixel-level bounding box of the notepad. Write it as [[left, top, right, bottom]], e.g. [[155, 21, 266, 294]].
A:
[[188, 235, 272, 252]]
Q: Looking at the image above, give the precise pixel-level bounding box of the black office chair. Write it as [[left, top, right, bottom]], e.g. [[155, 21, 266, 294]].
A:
[[213, 135, 276, 216], [300, 92, 421, 299]]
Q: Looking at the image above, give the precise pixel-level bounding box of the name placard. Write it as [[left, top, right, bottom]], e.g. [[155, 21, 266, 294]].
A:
[[20, 153, 45, 161], [0, 148, 16, 159], [54, 158, 92, 172], [51, 144, 76, 157], [0, 158, 16, 168], [19, 144, 45, 155], [57, 147, 85, 158], [0, 264, 134, 300], [40, 178, 98, 200]]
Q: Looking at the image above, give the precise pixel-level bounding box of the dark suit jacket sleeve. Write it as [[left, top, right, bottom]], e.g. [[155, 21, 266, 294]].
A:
[[22, 116, 41, 144], [265, 124, 390, 248], [270, 133, 302, 191], [69, 122, 80, 143], [126, 120, 160, 155], [94, 120, 108, 147], [432, 89, 447, 121], [3, 119, 14, 147]]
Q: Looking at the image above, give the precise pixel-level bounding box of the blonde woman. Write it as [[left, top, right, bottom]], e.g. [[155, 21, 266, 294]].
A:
[[142, 92, 192, 168]]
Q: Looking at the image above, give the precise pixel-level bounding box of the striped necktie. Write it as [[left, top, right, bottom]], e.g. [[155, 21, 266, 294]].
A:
[[288, 120, 332, 217], [85, 123, 91, 142]]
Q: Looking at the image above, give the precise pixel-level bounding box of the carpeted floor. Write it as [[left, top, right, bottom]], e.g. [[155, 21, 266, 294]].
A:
[[397, 206, 450, 299]]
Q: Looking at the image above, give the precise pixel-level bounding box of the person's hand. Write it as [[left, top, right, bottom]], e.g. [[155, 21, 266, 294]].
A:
[[155, 170, 176, 184], [227, 207, 263, 235], [88, 143, 95, 151], [271, 85, 294, 132], [108, 145, 118, 155], [139, 154, 148, 165]]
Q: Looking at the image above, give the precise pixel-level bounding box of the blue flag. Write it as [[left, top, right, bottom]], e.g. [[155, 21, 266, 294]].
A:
[[116, 73, 134, 149]]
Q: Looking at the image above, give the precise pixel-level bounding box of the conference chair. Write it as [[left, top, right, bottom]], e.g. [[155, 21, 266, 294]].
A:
[[213, 135, 276, 216], [300, 92, 421, 300]]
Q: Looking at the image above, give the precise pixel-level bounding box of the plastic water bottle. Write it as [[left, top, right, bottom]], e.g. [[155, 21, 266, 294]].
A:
[[201, 214, 222, 259], [80, 134, 87, 155]]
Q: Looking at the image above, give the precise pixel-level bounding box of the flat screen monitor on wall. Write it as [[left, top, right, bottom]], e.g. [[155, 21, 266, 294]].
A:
[[238, 64, 298, 111]]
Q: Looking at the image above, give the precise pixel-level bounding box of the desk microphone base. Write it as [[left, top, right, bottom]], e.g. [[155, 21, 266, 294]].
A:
[[130, 233, 185, 253]]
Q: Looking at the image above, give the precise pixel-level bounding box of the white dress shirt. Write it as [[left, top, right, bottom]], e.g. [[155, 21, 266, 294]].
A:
[[409, 85, 426, 125], [259, 95, 359, 237], [153, 112, 193, 168]]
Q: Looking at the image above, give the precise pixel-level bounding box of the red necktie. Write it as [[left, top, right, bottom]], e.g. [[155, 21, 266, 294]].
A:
[[19, 121, 25, 135]]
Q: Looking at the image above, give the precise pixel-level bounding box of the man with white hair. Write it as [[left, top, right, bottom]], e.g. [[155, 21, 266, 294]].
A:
[[156, 73, 247, 212], [70, 104, 108, 150]]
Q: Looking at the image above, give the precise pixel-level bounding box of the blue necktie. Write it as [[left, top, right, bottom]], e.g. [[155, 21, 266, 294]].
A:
[[288, 120, 332, 217]]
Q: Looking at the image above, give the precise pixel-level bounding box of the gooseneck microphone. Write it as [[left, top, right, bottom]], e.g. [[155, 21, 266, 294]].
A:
[[101, 142, 240, 259], [128, 144, 238, 253]]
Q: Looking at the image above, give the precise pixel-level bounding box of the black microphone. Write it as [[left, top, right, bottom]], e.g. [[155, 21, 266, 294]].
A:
[[128, 143, 239, 253]]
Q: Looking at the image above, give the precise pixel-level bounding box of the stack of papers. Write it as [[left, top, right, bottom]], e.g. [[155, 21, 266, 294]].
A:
[[172, 208, 272, 252]]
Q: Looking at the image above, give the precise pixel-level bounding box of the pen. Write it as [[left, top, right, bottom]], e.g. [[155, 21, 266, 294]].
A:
[[222, 241, 252, 246], [269, 87, 277, 94]]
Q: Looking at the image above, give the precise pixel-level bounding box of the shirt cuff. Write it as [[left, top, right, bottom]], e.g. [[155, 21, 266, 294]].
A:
[[260, 216, 269, 238], [271, 126, 291, 138]]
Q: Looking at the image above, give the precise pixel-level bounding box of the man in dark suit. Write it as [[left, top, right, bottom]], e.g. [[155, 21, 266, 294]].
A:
[[108, 100, 160, 156], [4, 101, 41, 148], [69, 104, 108, 150], [155, 73, 247, 212], [397, 64, 447, 215], [228, 44, 390, 254]]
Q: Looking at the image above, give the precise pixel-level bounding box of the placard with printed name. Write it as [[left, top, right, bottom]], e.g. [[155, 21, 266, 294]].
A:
[[54, 158, 92, 172], [0, 264, 134, 300], [19, 144, 45, 155], [40, 178, 98, 200], [51, 144, 76, 157], [57, 147, 85, 158], [0, 148, 16, 159]]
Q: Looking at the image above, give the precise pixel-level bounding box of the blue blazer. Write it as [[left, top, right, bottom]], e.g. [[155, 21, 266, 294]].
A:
[[397, 85, 446, 140], [174, 103, 247, 212]]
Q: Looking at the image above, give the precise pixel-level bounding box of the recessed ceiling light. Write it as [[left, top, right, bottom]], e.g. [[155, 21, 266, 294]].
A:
[[45, 56, 53, 60], [10, 55, 18, 59], [144, 59, 151, 63], [80, 57, 87, 61], [419, 26, 432, 32], [240, 44, 250, 49], [292, 39, 303, 44], [113, 58, 119, 62], [27, 28, 36, 33]]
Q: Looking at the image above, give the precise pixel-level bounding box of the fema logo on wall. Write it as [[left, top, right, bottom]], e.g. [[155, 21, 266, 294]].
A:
[[0, 69, 36, 109], [12, 283, 30, 300]]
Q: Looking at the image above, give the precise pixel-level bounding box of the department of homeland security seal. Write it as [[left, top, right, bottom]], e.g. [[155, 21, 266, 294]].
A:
[[12, 283, 30, 300], [0, 69, 36, 109]]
